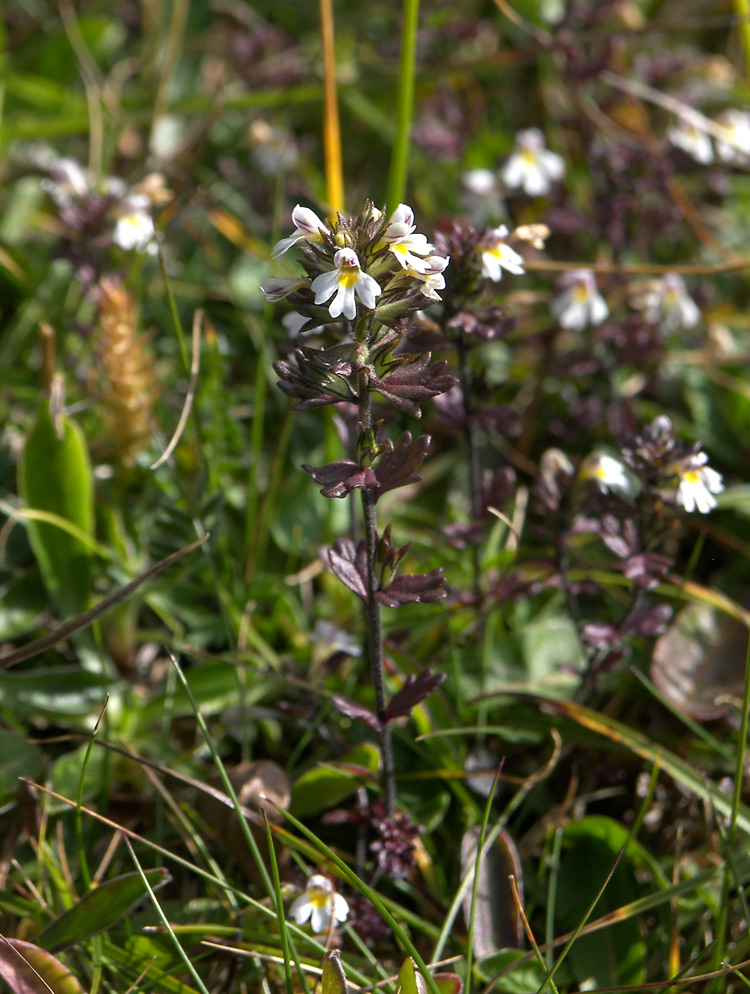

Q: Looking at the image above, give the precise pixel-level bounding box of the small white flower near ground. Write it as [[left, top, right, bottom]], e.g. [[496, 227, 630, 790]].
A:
[[289, 875, 350, 933], [412, 253, 450, 300], [673, 453, 724, 513], [641, 274, 701, 332], [477, 225, 525, 282], [272, 205, 328, 258], [501, 128, 565, 196], [551, 269, 608, 331], [311, 247, 382, 320], [667, 121, 713, 164], [112, 196, 158, 254], [579, 452, 637, 498], [715, 109, 750, 165]]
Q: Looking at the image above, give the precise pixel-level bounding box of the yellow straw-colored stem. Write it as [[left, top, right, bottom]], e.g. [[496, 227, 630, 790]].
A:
[[319, 0, 344, 215], [734, 0, 750, 84]]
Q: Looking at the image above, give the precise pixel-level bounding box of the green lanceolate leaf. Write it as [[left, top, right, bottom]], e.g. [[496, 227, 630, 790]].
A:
[[397, 958, 428, 994], [18, 399, 95, 620], [321, 951, 348, 994], [0, 939, 86, 994], [40, 868, 171, 951]]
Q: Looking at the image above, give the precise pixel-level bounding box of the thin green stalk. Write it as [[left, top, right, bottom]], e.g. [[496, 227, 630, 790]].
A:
[[465, 766, 502, 994], [263, 813, 302, 994], [733, 0, 750, 84], [544, 828, 563, 972], [710, 631, 750, 989], [75, 697, 109, 891], [386, 0, 420, 208], [125, 836, 212, 994]]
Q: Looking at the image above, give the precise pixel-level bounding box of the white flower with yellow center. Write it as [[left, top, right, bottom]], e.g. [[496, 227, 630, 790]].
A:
[[272, 205, 327, 258], [412, 253, 450, 300], [642, 274, 700, 332], [579, 452, 637, 498], [673, 453, 724, 513], [289, 875, 349, 933], [311, 247, 381, 320], [501, 128, 565, 196], [112, 195, 157, 254], [260, 275, 310, 301], [715, 109, 750, 165], [478, 225, 525, 282], [551, 269, 608, 331], [382, 203, 434, 273], [667, 121, 713, 164]]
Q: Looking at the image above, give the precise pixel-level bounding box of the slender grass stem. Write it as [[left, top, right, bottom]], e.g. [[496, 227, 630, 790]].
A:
[[733, 0, 750, 84], [320, 0, 344, 213], [387, 0, 420, 208]]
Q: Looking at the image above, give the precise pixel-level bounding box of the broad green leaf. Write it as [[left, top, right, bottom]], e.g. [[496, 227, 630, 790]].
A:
[[461, 826, 523, 957], [40, 869, 171, 951], [290, 743, 380, 817], [0, 668, 112, 719], [0, 729, 43, 805], [19, 400, 94, 620], [474, 949, 546, 991], [555, 816, 650, 989], [0, 939, 85, 994], [0, 574, 48, 639]]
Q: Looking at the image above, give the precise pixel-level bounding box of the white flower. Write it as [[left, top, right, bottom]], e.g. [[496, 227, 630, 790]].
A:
[[112, 195, 157, 254], [272, 205, 327, 258], [501, 128, 565, 196], [477, 225, 525, 282], [641, 274, 700, 332], [311, 247, 381, 320], [551, 269, 608, 331], [460, 168, 505, 225], [382, 203, 434, 273], [673, 453, 724, 513], [289, 875, 349, 933], [715, 109, 750, 165], [412, 254, 450, 300], [579, 452, 637, 498], [667, 121, 713, 164], [260, 276, 310, 301]]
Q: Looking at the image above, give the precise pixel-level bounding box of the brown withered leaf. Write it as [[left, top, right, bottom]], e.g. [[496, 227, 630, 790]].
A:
[[651, 602, 748, 720]]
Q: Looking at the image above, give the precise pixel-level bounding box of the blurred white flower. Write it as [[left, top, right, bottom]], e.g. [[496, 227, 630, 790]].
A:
[[477, 225, 525, 282], [460, 168, 505, 225], [382, 203, 435, 273], [673, 453, 723, 513], [311, 247, 381, 320], [289, 875, 349, 933], [260, 276, 310, 301], [112, 195, 157, 254], [715, 109, 750, 165], [501, 128, 565, 196], [640, 274, 700, 332], [551, 269, 608, 331], [579, 452, 637, 498], [667, 121, 713, 164], [272, 205, 327, 258]]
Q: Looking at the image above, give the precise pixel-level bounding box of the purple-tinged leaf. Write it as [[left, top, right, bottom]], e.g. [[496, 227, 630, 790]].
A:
[[461, 826, 524, 956], [434, 976, 463, 994], [376, 568, 446, 608], [326, 539, 368, 602], [384, 670, 446, 722], [0, 940, 85, 994], [303, 461, 377, 499], [331, 695, 382, 731], [373, 433, 431, 500], [372, 354, 457, 417]]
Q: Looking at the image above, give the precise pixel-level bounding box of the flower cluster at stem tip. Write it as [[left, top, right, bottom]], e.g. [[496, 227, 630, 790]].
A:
[[262, 201, 450, 329]]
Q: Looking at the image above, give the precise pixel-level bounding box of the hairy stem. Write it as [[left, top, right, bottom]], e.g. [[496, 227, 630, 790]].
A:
[[359, 375, 396, 816], [456, 333, 482, 594]]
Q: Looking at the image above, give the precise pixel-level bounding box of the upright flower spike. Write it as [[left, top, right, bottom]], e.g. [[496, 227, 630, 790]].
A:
[[382, 203, 435, 273], [311, 247, 382, 320], [501, 128, 565, 196], [551, 269, 608, 331], [673, 452, 724, 513], [272, 204, 328, 257], [289, 875, 350, 933], [477, 225, 525, 282]]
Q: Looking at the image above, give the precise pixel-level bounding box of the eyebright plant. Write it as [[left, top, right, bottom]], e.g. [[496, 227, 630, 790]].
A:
[[263, 201, 456, 815]]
